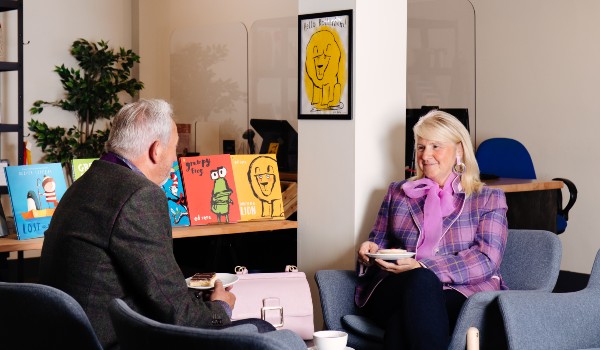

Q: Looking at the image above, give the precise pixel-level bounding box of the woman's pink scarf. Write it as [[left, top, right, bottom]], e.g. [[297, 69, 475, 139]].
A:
[[402, 173, 457, 259]]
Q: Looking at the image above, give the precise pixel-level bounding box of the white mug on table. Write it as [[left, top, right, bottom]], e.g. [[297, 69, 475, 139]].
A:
[[313, 330, 348, 350]]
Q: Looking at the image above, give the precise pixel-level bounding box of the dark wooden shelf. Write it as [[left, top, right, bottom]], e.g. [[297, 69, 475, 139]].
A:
[[0, 0, 23, 166], [0, 1, 19, 12], [0, 62, 19, 71], [0, 124, 19, 132]]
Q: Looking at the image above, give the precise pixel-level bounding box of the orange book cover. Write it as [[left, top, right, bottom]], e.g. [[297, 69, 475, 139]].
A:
[[230, 154, 284, 221], [178, 154, 240, 225]]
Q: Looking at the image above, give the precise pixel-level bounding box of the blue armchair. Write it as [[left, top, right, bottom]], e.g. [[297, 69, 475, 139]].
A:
[[0, 282, 103, 349], [499, 249, 600, 350], [315, 229, 561, 350], [108, 298, 308, 350]]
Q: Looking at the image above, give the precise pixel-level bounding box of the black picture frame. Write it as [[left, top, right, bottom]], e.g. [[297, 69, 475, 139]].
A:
[[298, 10, 353, 120]]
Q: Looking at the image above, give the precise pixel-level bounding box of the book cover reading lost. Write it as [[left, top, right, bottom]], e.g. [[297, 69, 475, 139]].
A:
[[161, 161, 190, 227], [179, 154, 241, 225], [4, 163, 68, 240], [230, 154, 285, 221]]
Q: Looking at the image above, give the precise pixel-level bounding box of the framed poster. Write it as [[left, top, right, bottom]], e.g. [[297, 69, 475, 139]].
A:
[[298, 10, 353, 120]]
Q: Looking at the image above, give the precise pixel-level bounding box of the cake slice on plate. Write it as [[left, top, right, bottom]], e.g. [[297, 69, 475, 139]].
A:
[[189, 272, 217, 287]]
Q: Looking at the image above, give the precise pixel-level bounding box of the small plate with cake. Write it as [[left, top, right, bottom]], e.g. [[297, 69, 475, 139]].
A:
[[366, 248, 416, 260], [186, 272, 239, 290]]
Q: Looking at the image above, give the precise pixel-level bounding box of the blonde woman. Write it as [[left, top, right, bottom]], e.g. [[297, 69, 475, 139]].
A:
[[356, 110, 508, 349]]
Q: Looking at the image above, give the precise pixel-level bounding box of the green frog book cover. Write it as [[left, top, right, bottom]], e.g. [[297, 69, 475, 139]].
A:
[[178, 154, 240, 225]]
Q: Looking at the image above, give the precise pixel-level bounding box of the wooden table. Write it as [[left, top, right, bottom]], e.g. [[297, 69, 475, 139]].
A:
[[485, 178, 563, 193], [485, 178, 563, 233]]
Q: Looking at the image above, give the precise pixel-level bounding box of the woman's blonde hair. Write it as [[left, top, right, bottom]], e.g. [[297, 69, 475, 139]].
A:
[[412, 109, 483, 196]]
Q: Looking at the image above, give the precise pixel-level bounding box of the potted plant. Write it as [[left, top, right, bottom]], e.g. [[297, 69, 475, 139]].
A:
[[28, 38, 144, 182]]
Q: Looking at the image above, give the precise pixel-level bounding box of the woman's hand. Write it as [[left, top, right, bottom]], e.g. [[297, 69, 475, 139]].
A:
[[375, 257, 421, 274], [357, 241, 379, 266]]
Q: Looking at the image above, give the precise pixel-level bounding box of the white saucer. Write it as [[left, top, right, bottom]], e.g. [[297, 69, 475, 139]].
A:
[[366, 251, 416, 260], [185, 273, 239, 290]]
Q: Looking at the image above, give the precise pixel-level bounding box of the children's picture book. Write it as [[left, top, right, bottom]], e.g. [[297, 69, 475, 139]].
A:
[[4, 163, 68, 240], [161, 160, 190, 227], [72, 158, 98, 181], [230, 154, 285, 221], [179, 154, 240, 225]]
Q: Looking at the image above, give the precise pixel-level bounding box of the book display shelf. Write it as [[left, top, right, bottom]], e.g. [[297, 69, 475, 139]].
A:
[[0, 218, 298, 282], [0, 219, 299, 253]]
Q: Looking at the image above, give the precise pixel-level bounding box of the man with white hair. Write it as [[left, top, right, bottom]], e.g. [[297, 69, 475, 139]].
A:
[[39, 99, 273, 349]]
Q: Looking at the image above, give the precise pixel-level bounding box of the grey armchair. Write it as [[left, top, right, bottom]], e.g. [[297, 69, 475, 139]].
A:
[[0, 281, 103, 350], [108, 298, 307, 350], [315, 229, 562, 350], [499, 248, 600, 350]]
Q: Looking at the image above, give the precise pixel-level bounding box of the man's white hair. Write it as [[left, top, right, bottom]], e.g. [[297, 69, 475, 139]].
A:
[[106, 99, 173, 160]]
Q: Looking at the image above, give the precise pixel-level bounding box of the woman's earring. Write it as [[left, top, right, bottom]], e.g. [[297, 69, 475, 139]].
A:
[[453, 155, 466, 175]]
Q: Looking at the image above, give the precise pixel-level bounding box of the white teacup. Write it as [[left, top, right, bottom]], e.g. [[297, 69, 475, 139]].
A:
[[313, 330, 348, 350]]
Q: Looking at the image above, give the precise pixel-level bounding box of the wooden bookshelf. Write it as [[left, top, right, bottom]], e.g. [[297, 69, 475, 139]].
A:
[[0, 220, 298, 253], [172, 220, 297, 238], [0, 235, 43, 252]]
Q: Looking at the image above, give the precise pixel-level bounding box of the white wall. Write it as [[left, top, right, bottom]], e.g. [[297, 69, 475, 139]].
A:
[[1, 0, 132, 258], [298, 0, 407, 328], [13, 0, 133, 165], [472, 0, 600, 273], [135, 0, 298, 102]]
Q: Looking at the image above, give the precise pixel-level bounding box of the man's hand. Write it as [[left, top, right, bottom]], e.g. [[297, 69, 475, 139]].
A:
[[210, 280, 236, 309]]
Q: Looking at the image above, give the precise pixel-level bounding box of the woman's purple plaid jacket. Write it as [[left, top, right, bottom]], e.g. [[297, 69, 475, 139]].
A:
[[355, 179, 508, 308]]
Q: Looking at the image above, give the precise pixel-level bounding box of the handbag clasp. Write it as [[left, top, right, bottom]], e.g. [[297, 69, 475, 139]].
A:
[[262, 297, 284, 328], [261, 306, 284, 328]]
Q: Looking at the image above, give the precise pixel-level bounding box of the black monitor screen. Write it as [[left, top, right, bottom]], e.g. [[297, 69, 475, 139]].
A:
[[250, 119, 298, 172], [405, 107, 469, 179]]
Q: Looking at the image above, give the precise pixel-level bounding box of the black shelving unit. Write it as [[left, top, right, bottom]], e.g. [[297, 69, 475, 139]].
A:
[[0, 0, 23, 195]]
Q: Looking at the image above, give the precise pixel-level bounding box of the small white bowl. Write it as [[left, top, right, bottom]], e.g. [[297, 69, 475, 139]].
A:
[[313, 330, 348, 350]]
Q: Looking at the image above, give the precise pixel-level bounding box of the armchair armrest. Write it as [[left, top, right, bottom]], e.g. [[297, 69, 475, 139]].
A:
[[262, 329, 310, 350], [450, 291, 506, 350], [499, 290, 600, 350], [315, 270, 359, 331], [452, 290, 566, 350]]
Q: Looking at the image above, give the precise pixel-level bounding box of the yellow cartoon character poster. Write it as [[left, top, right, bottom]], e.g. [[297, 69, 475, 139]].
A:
[[230, 154, 285, 221], [299, 10, 352, 120]]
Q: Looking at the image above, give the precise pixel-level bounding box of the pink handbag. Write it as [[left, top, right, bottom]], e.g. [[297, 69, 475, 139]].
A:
[[231, 266, 314, 340]]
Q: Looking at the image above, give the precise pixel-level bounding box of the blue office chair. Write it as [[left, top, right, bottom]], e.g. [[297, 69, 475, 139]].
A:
[[475, 137, 577, 234]]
